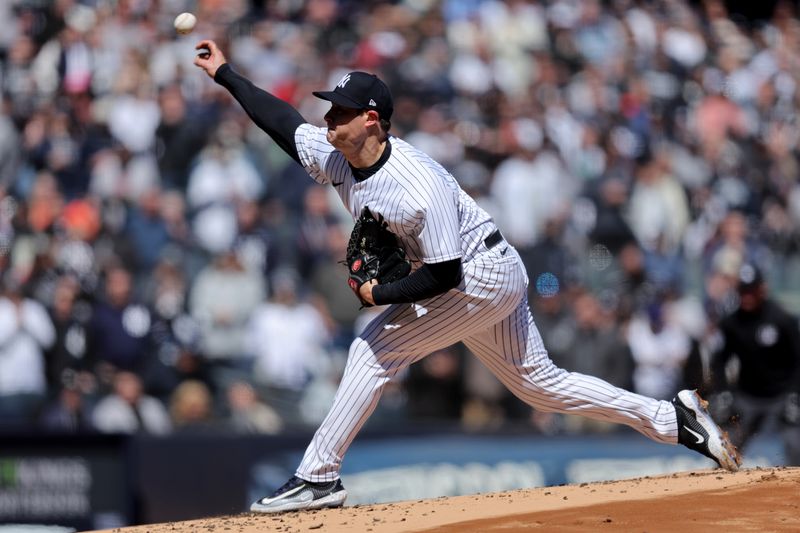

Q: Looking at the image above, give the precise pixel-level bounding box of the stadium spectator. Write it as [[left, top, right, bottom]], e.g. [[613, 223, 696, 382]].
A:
[[189, 247, 265, 388], [405, 345, 465, 421], [87, 264, 164, 394], [588, 177, 637, 256], [294, 184, 345, 279], [123, 186, 180, 274], [38, 381, 96, 434], [169, 379, 218, 433], [143, 256, 207, 392], [154, 82, 214, 191], [232, 197, 279, 279], [0, 271, 56, 428], [626, 297, 693, 400], [187, 118, 265, 254], [43, 273, 92, 393], [246, 268, 332, 425], [224, 380, 283, 435], [92, 370, 172, 435]]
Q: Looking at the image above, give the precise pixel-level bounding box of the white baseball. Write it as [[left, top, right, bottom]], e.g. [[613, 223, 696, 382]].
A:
[[173, 12, 197, 35]]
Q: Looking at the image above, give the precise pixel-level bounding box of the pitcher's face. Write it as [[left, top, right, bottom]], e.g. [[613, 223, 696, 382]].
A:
[[323, 104, 367, 147]]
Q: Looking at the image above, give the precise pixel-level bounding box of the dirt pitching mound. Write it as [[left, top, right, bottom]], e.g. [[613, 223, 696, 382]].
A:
[[95, 467, 800, 533]]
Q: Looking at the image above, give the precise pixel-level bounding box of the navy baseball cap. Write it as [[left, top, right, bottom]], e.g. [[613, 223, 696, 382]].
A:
[[313, 71, 394, 121], [737, 263, 764, 291]]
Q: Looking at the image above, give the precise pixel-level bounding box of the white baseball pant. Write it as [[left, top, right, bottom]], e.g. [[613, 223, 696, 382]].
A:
[[296, 245, 679, 481]]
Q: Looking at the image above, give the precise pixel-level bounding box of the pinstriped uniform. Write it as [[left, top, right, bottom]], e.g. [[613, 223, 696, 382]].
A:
[[293, 123, 680, 482]]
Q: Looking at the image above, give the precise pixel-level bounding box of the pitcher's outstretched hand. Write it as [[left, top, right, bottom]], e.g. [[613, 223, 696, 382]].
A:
[[194, 39, 226, 78]]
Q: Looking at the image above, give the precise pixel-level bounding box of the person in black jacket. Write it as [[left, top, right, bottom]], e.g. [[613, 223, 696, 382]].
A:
[[712, 263, 800, 464]]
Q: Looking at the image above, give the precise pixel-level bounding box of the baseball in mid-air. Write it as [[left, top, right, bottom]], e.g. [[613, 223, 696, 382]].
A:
[[173, 12, 197, 35]]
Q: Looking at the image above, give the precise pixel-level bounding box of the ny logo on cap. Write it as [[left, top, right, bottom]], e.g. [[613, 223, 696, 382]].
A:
[[337, 74, 351, 89]]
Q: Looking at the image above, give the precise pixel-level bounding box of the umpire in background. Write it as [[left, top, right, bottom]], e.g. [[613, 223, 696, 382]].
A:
[[712, 263, 800, 464]]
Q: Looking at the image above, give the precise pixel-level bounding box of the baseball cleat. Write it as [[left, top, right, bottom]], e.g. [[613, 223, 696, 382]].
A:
[[250, 476, 347, 513], [672, 389, 742, 472]]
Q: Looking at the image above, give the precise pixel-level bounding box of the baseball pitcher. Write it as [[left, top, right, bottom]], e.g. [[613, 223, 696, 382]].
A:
[[194, 39, 740, 513]]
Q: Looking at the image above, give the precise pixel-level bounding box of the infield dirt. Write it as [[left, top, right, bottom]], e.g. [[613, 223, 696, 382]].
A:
[[94, 467, 800, 532]]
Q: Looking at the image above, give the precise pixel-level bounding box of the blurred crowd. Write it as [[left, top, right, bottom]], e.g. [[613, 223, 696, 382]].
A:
[[0, 0, 799, 443]]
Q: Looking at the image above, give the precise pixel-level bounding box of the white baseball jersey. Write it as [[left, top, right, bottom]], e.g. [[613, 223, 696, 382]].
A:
[[295, 123, 493, 268], [292, 124, 680, 482]]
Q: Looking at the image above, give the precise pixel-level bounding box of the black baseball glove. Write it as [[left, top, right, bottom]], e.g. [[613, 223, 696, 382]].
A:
[[345, 207, 411, 306]]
